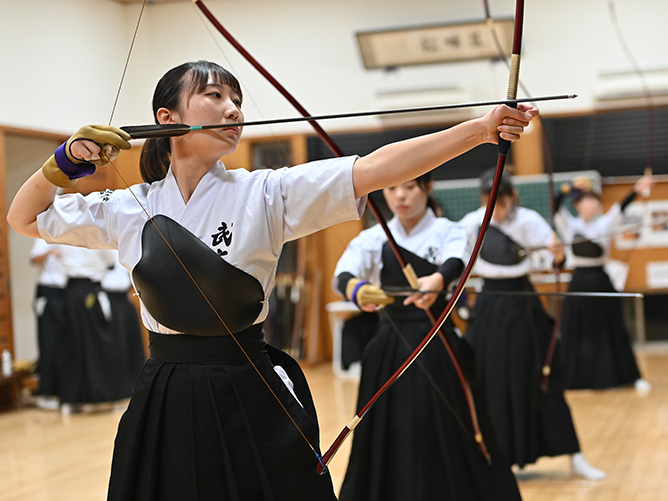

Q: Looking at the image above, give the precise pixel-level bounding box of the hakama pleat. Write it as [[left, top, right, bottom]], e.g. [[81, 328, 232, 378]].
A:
[[466, 277, 580, 468], [107, 333, 336, 501], [561, 266, 641, 389], [34, 285, 66, 396], [105, 291, 146, 395], [58, 278, 128, 404], [339, 311, 521, 501]]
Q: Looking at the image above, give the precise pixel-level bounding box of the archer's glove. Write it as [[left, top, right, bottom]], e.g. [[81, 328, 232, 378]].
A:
[[345, 278, 394, 309], [42, 125, 131, 188]]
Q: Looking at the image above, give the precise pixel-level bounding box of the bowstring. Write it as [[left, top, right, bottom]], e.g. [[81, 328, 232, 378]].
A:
[[519, 199, 668, 255], [108, 159, 320, 455], [104, 0, 323, 463], [484, 0, 562, 391], [192, 3, 468, 404], [190, 2, 308, 356], [108, 0, 147, 126], [378, 308, 479, 444], [608, 0, 654, 263]]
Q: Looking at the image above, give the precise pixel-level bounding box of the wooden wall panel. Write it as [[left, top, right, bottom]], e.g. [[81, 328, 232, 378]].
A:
[[0, 131, 14, 357], [603, 180, 668, 292]]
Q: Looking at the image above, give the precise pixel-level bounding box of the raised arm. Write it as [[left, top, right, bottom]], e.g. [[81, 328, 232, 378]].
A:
[[352, 104, 536, 198], [7, 125, 131, 238], [8, 170, 59, 238]]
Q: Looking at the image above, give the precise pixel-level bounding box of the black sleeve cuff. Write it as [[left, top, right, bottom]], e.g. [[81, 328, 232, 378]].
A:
[[336, 272, 356, 296], [554, 192, 566, 212], [436, 258, 464, 286], [620, 190, 637, 212]]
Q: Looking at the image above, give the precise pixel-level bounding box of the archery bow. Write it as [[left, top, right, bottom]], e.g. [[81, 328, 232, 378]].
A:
[[483, 0, 562, 392], [543, 2, 656, 389], [608, 0, 655, 255], [313, 0, 527, 472], [189, 0, 497, 466], [608, 1, 654, 175]]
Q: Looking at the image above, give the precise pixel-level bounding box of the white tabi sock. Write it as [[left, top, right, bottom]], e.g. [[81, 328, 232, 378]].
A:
[[571, 452, 606, 480]]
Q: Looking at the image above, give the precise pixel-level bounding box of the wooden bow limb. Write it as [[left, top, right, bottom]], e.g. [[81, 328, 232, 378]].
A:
[[315, 0, 527, 472], [190, 0, 495, 469], [609, 1, 654, 173], [483, 0, 568, 393]]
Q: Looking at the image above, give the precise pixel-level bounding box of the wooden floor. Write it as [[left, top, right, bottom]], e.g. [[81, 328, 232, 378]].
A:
[[2, 344, 668, 500]]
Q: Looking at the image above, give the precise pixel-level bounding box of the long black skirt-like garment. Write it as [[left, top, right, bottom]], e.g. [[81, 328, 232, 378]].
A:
[[107, 330, 337, 501], [34, 285, 66, 396], [105, 291, 146, 395], [561, 266, 641, 389], [58, 278, 133, 404], [339, 308, 521, 501], [466, 277, 580, 469]]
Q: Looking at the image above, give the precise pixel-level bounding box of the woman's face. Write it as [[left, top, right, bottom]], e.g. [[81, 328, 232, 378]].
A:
[[575, 195, 601, 222], [161, 78, 245, 158], [383, 180, 430, 224]]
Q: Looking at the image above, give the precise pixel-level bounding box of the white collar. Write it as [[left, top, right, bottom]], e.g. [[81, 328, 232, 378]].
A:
[[388, 207, 436, 238], [147, 161, 226, 230]]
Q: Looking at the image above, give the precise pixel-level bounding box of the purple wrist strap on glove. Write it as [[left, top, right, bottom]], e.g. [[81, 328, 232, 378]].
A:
[[54, 142, 96, 180], [350, 280, 369, 308]]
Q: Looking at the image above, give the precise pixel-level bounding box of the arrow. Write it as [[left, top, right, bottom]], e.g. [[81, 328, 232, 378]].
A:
[[121, 94, 576, 139]]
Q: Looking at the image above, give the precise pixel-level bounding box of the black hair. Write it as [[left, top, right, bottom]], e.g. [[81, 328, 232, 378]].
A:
[[571, 188, 599, 204], [479, 167, 515, 198], [139, 60, 242, 183], [413, 171, 441, 214]]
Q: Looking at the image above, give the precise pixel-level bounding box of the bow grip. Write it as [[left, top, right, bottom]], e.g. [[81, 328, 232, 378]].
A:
[[498, 53, 522, 157]]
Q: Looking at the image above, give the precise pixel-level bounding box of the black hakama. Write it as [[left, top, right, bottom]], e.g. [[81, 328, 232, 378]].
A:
[[105, 290, 146, 395], [34, 285, 66, 396], [107, 330, 336, 501], [339, 246, 521, 501], [58, 278, 135, 404], [561, 266, 641, 389], [466, 277, 580, 468]]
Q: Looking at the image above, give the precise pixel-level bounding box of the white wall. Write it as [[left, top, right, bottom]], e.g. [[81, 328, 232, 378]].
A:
[[1, 0, 667, 360], [1, 0, 667, 137], [0, 0, 130, 134]]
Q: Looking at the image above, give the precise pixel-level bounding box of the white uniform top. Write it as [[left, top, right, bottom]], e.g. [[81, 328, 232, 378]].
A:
[[58, 246, 117, 282], [459, 206, 555, 279], [38, 157, 365, 334], [30, 239, 68, 288], [554, 203, 621, 268], [101, 251, 133, 292], [333, 208, 469, 289]]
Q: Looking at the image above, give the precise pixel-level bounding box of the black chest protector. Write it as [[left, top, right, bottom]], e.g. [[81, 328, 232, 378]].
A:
[[132, 215, 264, 336], [479, 225, 525, 265], [380, 242, 446, 313], [571, 234, 604, 258]]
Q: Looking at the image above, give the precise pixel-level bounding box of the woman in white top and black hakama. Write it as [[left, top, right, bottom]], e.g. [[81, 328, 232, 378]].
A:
[[56, 246, 123, 409], [554, 176, 653, 391], [334, 173, 522, 501], [30, 240, 69, 409], [7, 60, 535, 501], [460, 169, 605, 480], [100, 254, 146, 400]]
